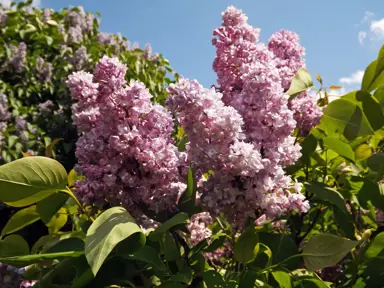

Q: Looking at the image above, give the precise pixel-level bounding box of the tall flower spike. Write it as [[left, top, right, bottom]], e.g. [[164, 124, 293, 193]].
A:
[[212, 6, 309, 222]]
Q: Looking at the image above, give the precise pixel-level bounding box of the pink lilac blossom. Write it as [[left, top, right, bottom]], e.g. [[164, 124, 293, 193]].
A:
[[211, 6, 309, 222], [268, 30, 305, 90], [268, 30, 323, 135], [289, 91, 323, 135], [187, 212, 213, 246], [167, 78, 269, 225], [204, 241, 233, 264], [68, 56, 187, 213]]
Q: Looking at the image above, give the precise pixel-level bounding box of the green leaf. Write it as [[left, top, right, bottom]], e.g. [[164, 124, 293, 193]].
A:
[[129, 245, 167, 271], [272, 271, 292, 288], [1, 205, 40, 236], [287, 68, 314, 100], [306, 183, 346, 213], [45, 36, 53, 46], [299, 134, 318, 165], [46, 238, 85, 254], [258, 233, 299, 267], [365, 232, 384, 259], [362, 93, 384, 130], [239, 270, 258, 288], [362, 45, 384, 92], [352, 177, 384, 211], [0, 156, 67, 206], [45, 138, 63, 158], [148, 212, 189, 241], [234, 226, 259, 264], [367, 153, 384, 172], [163, 232, 180, 261], [178, 168, 200, 216], [303, 233, 359, 271], [0, 251, 83, 267], [203, 270, 226, 288], [374, 87, 384, 114], [354, 143, 372, 162], [85, 207, 145, 276], [36, 192, 69, 223], [46, 207, 68, 233], [306, 184, 354, 238], [293, 278, 331, 288], [319, 98, 374, 140], [46, 19, 58, 26], [0, 235, 29, 257], [323, 137, 355, 162]]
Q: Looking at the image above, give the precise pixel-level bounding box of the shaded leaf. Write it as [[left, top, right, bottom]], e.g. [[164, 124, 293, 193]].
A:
[[0, 235, 29, 257], [149, 212, 189, 241], [235, 226, 259, 264], [1, 205, 40, 236], [303, 233, 359, 271]]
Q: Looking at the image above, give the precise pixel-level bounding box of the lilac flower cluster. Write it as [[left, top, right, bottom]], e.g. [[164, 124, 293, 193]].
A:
[[8, 43, 27, 73], [268, 30, 323, 135], [42, 8, 52, 22], [204, 241, 233, 264], [0, 94, 9, 150], [36, 57, 53, 82], [65, 6, 94, 34], [71, 46, 89, 71], [0, 263, 28, 288], [38, 100, 54, 116], [289, 91, 323, 135], [68, 56, 187, 213], [209, 6, 309, 222], [187, 212, 213, 246]]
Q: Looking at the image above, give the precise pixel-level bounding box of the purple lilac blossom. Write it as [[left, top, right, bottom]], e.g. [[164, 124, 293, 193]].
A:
[[42, 8, 52, 22], [9, 42, 27, 73], [68, 56, 187, 213], [36, 57, 53, 82], [68, 25, 83, 43], [38, 100, 54, 116], [0, 263, 26, 288], [72, 46, 88, 71]]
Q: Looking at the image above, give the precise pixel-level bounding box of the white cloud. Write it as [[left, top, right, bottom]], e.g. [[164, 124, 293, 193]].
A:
[[339, 70, 364, 85], [361, 11, 374, 25], [370, 18, 384, 39], [358, 31, 367, 44], [358, 12, 384, 44]]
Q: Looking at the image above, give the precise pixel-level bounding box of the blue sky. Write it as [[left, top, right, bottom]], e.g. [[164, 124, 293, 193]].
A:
[[8, 1, 384, 94]]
